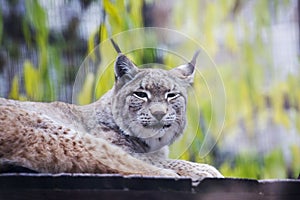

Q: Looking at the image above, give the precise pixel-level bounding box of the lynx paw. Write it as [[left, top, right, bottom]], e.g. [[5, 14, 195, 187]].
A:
[[182, 164, 224, 187], [188, 163, 224, 179], [158, 168, 180, 177], [168, 160, 223, 181]]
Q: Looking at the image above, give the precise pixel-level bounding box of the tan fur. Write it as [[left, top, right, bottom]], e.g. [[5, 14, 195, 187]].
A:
[[0, 51, 223, 180], [0, 101, 176, 176]]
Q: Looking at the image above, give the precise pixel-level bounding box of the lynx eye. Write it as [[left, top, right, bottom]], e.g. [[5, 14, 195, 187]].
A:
[[133, 92, 148, 101], [166, 92, 180, 101]]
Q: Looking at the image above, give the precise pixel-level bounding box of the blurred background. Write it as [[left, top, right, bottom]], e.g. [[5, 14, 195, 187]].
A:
[[0, 0, 299, 179]]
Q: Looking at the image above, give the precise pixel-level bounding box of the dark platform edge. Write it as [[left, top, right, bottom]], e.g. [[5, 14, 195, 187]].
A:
[[0, 173, 299, 195]]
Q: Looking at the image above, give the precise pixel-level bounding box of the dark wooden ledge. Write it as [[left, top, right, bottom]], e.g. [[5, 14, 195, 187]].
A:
[[0, 173, 299, 200]]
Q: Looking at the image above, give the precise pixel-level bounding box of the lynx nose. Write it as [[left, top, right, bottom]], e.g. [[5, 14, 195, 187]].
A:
[[150, 104, 167, 121]]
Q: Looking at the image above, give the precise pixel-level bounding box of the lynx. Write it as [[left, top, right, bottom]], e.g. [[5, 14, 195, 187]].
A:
[[0, 41, 223, 181]]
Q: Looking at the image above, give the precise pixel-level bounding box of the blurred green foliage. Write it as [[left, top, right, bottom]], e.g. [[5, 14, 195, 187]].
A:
[[6, 0, 61, 101], [2, 0, 300, 179]]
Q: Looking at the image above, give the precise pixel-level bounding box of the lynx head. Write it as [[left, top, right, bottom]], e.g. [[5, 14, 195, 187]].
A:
[[111, 48, 199, 153]]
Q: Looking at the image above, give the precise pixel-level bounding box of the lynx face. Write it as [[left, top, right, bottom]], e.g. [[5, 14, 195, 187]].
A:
[[111, 51, 199, 152]]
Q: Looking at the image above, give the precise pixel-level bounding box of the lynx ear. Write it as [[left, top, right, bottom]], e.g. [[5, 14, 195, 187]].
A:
[[171, 50, 200, 84], [114, 54, 138, 81]]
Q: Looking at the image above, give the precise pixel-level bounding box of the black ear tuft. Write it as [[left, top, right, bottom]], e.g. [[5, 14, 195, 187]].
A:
[[110, 39, 122, 54], [115, 54, 138, 81]]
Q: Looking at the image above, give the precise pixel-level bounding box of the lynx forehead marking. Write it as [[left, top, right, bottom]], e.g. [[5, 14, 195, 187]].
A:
[[139, 70, 175, 93]]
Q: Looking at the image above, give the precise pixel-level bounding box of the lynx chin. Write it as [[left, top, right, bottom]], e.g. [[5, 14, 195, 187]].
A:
[[0, 40, 223, 181]]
